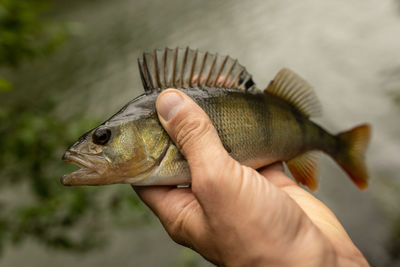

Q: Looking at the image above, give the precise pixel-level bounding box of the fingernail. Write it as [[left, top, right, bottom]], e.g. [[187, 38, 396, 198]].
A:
[[157, 91, 184, 121]]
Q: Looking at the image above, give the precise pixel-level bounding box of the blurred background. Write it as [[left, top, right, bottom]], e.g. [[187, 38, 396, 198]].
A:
[[0, 0, 399, 266]]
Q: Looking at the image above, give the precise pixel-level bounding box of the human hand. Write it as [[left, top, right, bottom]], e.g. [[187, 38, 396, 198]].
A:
[[133, 89, 369, 267]]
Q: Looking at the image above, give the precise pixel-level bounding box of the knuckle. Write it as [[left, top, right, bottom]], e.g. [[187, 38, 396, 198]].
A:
[[165, 216, 186, 244], [167, 225, 185, 245], [174, 116, 212, 153], [192, 157, 238, 194], [163, 201, 197, 246]]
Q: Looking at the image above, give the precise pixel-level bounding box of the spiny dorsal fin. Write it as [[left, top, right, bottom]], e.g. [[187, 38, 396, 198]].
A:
[[265, 68, 322, 117], [138, 47, 256, 94], [286, 151, 319, 191]]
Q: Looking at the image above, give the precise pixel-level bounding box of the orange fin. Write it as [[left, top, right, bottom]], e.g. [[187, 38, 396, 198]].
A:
[[335, 124, 371, 190], [286, 151, 319, 191]]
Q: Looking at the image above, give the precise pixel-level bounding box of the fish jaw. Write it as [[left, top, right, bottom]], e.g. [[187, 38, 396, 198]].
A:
[[61, 150, 112, 186]]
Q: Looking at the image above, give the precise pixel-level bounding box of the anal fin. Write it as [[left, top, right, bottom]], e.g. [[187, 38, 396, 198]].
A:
[[286, 151, 319, 191]]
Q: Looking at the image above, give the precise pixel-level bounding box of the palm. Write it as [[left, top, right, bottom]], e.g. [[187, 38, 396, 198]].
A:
[[258, 165, 361, 262], [135, 163, 360, 263]]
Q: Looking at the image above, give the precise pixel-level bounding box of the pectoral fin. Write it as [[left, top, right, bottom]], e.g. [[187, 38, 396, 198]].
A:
[[286, 151, 319, 191]]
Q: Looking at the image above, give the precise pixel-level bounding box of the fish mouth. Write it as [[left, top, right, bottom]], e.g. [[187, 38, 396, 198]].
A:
[[61, 151, 109, 186]]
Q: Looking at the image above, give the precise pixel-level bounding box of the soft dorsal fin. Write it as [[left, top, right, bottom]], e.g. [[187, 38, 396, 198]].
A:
[[138, 47, 257, 94], [265, 68, 322, 117], [286, 151, 320, 191]]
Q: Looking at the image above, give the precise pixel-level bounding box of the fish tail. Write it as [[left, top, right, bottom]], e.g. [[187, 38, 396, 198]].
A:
[[334, 124, 371, 190]]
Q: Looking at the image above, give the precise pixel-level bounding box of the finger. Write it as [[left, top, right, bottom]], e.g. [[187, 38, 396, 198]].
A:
[[280, 185, 358, 254], [133, 186, 172, 213], [258, 162, 297, 188], [133, 185, 194, 222], [258, 161, 284, 172], [260, 162, 355, 243], [155, 89, 236, 191], [258, 164, 351, 242], [133, 185, 206, 247]]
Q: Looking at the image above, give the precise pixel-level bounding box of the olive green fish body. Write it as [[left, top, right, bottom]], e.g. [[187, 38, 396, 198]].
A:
[[197, 90, 311, 164], [62, 48, 371, 191]]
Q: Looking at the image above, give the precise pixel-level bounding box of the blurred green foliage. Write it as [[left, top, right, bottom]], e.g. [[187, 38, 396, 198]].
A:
[[0, 77, 11, 91], [171, 247, 203, 267], [0, 0, 153, 257], [387, 216, 400, 261], [390, 91, 400, 108], [0, 0, 67, 68], [0, 0, 67, 90]]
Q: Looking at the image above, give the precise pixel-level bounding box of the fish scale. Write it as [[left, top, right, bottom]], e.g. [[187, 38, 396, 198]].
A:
[[62, 47, 371, 191]]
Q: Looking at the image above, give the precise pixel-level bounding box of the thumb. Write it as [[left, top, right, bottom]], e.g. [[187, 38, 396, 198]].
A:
[[155, 89, 237, 191]]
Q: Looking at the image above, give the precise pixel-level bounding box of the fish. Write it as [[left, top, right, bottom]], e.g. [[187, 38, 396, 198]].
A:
[[61, 47, 371, 191]]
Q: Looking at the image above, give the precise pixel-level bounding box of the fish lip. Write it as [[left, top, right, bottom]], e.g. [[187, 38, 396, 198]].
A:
[[62, 150, 101, 171], [61, 150, 108, 186], [61, 168, 98, 186]]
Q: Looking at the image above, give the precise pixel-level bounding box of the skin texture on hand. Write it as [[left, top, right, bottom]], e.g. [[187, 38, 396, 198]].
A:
[[133, 89, 369, 267]]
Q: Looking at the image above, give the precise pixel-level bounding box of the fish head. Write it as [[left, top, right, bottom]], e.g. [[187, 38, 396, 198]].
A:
[[62, 95, 170, 186]]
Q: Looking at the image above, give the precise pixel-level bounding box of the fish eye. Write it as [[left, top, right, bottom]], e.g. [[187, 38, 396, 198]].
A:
[[92, 128, 111, 145]]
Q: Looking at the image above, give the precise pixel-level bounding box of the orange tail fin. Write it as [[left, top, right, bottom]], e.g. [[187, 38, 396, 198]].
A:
[[335, 124, 371, 190]]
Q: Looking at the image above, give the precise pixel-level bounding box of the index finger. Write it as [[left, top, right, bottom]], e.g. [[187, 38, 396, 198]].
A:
[[258, 162, 297, 188], [133, 185, 194, 222]]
